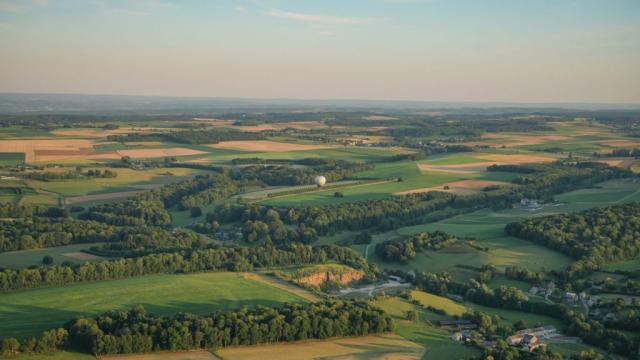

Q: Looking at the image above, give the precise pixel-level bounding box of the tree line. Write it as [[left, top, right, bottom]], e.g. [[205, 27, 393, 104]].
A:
[[1, 301, 392, 357], [230, 158, 373, 186], [107, 129, 264, 144], [0, 243, 370, 291], [67, 301, 392, 355], [505, 202, 640, 279]]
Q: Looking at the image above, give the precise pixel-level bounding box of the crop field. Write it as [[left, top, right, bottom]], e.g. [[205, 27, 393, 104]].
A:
[[217, 334, 424, 360], [0, 272, 310, 338], [0, 151, 26, 165]]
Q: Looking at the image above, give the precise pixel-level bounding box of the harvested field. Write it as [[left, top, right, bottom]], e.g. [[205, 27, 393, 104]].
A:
[[65, 190, 144, 205], [208, 140, 336, 152], [217, 334, 424, 360], [394, 180, 509, 195], [62, 252, 103, 261], [117, 147, 206, 158], [599, 140, 640, 147], [101, 350, 218, 360], [0, 139, 119, 162]]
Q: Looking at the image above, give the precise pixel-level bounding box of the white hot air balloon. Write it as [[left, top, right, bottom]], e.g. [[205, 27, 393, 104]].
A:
[[314, 175, 327, 188]]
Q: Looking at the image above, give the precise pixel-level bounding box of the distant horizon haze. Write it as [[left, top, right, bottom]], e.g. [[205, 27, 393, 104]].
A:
[[0, 0, 638, 104]]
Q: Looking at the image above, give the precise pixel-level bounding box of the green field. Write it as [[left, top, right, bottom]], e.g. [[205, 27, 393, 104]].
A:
[[409, 290, 466, 316], [602, 259, 640, 272], [361, 179, 640, 278], [26, 167, 208, 197], [0, 272, 308, 339], [0, 151, 26, 165], [261, 160, 518, 207], [0, 243, 106, 269]]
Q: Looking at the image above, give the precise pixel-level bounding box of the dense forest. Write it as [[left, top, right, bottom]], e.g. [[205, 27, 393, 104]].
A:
[[375, 231, 460, 262], [81, 173, 238, 226]]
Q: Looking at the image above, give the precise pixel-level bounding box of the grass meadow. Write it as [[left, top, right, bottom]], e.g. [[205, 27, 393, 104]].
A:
[[0, 272, 310, 339]]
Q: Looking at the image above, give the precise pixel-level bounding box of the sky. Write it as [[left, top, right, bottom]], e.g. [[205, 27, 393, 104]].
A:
[[0, 0, 639, 104]]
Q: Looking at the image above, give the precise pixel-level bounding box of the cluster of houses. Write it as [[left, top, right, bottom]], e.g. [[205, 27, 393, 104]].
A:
[[506, 326, 558, 352], [444, 320, 497, 349], [445, 320, 562, 353]]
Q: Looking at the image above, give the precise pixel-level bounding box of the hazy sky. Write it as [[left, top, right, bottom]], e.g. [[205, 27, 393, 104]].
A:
[[0, 0, 639, 103]]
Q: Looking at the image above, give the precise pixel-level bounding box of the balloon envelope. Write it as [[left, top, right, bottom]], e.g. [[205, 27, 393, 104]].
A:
[[314, 176, 327, 187]]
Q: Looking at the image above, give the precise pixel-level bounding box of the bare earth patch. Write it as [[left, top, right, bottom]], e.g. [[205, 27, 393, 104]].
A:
[[63, 252, 103, 261], [208, 140, 336, 152], [101, 350, 218, 360], [117, 148, 206, 158], [218, 334, 424, 360], [395, 180, 510, 195], [65, 190, 144, 205]]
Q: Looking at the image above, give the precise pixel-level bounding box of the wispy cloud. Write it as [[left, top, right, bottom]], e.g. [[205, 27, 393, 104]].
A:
[[265, 9, 373, 25]]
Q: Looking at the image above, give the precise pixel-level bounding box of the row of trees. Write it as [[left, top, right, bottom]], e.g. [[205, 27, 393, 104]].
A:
[[489, 161, 631, 199], [64, 301, 392, 355], [23, 168, 117, 181], [0, 243, 370, 291], [231, 158, 373, 186], [505, 202, 640, 279], [107, 129, 264, 144], [375, 231, 459, 263], [0, 217, 121, 252]]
